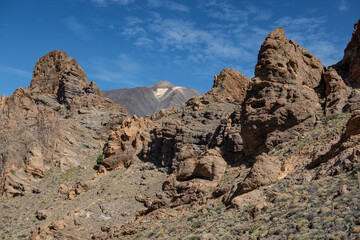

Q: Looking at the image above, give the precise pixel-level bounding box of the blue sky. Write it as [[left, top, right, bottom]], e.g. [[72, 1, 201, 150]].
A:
[[0, 0, 359, 96]]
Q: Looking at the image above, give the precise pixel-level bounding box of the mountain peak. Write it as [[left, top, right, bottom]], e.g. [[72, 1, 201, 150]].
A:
[[29, 50, 89, 96], [149, 81, 175, 88]]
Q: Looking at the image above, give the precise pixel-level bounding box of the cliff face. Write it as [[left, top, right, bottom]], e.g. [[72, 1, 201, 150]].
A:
[[1, 21, 360, 240], [0, 50, 127, 199], [102, 81, 202, 117]]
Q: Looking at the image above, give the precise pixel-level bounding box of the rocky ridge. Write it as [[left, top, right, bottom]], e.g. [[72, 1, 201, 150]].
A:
[[0, 50, 127, 199]]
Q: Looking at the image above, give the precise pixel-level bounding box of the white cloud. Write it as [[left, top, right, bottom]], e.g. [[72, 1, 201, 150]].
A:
[[125, 17, 144, 26], [147, 0, 189, 12], [197, 0, 272, 23], [122, 26, 146, 36], [0, 65, 32, 78], [198, 0, 248, 22], [90, 0, 134, 7], [275, 16, 326, 31], [63, 16, 91, 40], [339, 0, 349, 11], [134, 37, 153, 47]]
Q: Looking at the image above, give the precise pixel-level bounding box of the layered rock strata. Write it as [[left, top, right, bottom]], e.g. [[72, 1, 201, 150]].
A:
[[0, 50, 127, 198]]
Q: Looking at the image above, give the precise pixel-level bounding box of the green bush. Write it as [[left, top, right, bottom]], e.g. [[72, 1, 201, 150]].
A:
[[96, 154, 104, 165]]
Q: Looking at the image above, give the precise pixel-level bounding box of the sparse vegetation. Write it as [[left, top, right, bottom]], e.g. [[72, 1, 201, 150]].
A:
[[61, 167, 80, 181], [156, 232, 164, 238], [323, 113, 341, 125], [96, 154, 104, 165]]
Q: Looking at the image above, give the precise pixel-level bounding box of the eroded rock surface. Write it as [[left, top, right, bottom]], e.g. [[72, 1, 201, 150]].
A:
[[334, 20, 360, 87], [0, 50, 127, 198], [200, 68, 250, 104], [241, 27, 324, 157]]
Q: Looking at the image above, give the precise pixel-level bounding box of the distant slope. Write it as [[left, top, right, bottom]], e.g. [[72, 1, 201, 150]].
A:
[[102, 81, 202, 116]]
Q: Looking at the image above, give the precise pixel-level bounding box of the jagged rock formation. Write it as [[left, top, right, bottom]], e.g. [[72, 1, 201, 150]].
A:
[[200, 68, 250, 104], [333, 20, 360, 87], [241, 27, 324, 158], [308, 20, 360, 177], [102, 81, 202, 117], [0, 50, 127, 199]]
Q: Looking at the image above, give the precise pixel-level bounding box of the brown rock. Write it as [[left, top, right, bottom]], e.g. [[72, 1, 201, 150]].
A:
[[209, 109, 244, 164], [255, 27, 324, 88], [334, 20, 360, 87], [102, 116, 154, 171], [324, 67, 350, 115], [36, 209, 49, 220], [0, 50, 127, 198], [176, 149, 227, 181], [29, 50, 89, 99], [241, 80, 321, 157], [240, 153, 282, 193], [143, 150, 226, 213], [241, 27, 323, 157], [200, 68, 250, 104], [224, 153, 281, 204], [310, 110, 360, 178], [230, 189, 267, 211]]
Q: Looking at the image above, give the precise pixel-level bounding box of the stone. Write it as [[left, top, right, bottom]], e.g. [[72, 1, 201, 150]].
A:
[[323, 67, 350, 115], [334, 20, 360, 87], [241, 27, 323, 157], [30, 50, 89, 97], [255, 27, 324, 88], [36, 210, 49, 220], [102, 116, 154, 171], [176, 149, 227, 181], [200, 68, 250, 104], [224, 153, 281, 204], [0, 50, 128, 198]]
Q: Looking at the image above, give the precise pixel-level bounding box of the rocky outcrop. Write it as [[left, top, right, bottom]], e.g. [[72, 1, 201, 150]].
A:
[[103, 81, 202, 117], [30, 50, 93, 101], [141, 149, 227, 213], [176, 148, 227, 182], [224, 153, 282, 205], [306, 21, 360, 177], [241, 27, 324, 157], [200, 68, 250, 104], [102, 116, 155, 171], [323, 67, 350, 115], [333, 20, 360, 87], [0, 50, 127, 198], [208, 109, 244, 165], [255, 28, 324, 88]]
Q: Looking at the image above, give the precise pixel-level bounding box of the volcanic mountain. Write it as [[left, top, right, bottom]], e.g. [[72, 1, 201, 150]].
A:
[[102, 81, 202, 117]]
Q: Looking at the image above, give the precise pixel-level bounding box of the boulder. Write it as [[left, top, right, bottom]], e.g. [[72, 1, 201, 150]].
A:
[[102, 116, 154, 171], [176, 149, 227, 181]]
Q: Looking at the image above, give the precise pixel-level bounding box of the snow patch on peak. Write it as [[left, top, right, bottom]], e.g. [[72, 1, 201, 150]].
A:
[[154, 88, 168, 99]]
